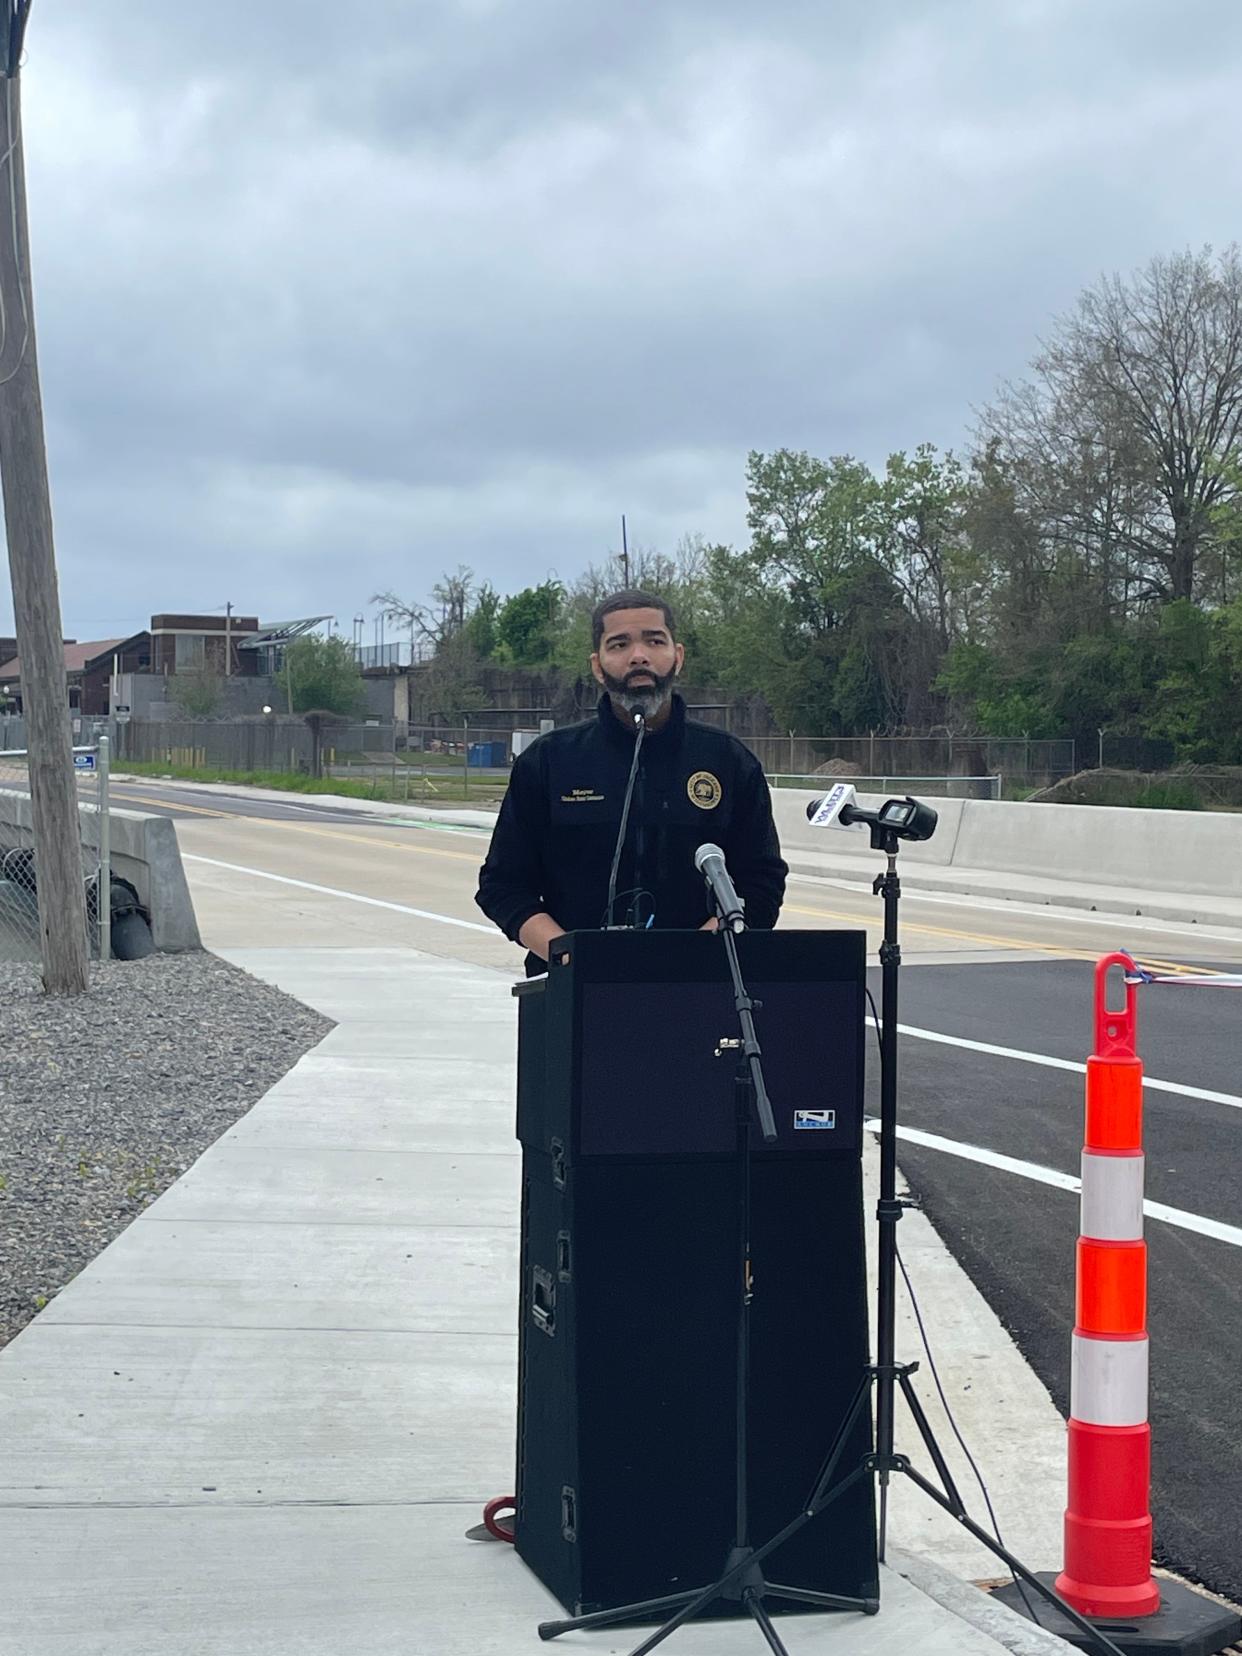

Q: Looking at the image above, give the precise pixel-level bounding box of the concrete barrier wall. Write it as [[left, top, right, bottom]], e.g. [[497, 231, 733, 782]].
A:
[[952, 798, 1242, 897], [774, 787, 1242, 899], [0, 796, 201, 952], [108, 808, 202, 951]]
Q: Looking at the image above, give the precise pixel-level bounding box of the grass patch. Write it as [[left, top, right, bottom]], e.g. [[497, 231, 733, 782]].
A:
[[1129, 783, 1203, 811], [113, 759, 506, 807]]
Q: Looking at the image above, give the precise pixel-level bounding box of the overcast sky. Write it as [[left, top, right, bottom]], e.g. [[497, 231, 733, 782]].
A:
[[4, 0, 1242, 645]]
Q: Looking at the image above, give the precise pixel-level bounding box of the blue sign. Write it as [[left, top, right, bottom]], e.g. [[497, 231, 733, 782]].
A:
[[72, 753, 96, 771], [793, 1110, 836, 1131]]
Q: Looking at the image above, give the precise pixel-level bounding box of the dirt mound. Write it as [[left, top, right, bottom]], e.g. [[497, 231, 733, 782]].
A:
[[1029, 765, 1242, 810]]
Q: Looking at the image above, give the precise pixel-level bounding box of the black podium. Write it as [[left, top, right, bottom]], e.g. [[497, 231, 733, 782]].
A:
[[512, 928, 878, 1619]]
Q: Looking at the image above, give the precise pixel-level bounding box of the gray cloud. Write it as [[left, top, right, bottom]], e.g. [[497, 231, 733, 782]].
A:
[[5, 0, 1242, 639]]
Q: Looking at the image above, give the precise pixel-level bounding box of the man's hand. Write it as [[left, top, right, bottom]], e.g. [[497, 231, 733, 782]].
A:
[[518, 912, 566, 961], [700, 916, 719, 933]]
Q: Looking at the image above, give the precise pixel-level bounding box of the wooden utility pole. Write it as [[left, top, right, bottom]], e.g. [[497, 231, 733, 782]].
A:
[[0, 33, 90, 994]]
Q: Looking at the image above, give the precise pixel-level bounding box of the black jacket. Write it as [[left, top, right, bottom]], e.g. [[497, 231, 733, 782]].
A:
[[476, 694, 787, 963]]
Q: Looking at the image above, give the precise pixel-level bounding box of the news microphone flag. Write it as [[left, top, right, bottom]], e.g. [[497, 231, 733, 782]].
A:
[[806, 782, 865, 831]]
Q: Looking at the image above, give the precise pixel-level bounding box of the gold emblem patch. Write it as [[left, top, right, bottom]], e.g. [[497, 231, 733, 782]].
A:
[[687, 771, 722, 810]]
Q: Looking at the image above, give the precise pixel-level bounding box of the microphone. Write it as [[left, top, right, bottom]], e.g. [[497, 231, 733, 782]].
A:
[[805, 781, 866, 831], [603, 710, 647, 927], [694, 843, 745, 932]]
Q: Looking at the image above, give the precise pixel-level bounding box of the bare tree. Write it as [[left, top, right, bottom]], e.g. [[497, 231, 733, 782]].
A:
[[982, 247, 1242, 606], [373, 566, 475, 654], [171, 670, 225, 719]]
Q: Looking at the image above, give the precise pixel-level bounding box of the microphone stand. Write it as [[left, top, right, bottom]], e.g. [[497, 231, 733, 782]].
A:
[[538, 880, 871, 1655], [604, 711, 645, 928], [543, 821, 1128, 1656], [621, 820, 1121, 1656]]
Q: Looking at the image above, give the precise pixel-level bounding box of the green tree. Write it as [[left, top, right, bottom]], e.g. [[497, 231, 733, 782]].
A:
[[550, 537, 716, 681], [463, 583, 501, 659], [282, 635, 365, 716], [697, 542, 808, 721], [872, 447, 986, 648], [733, 448, 943, 731], [1045, 630, 1149, 748], [495, 580, 564, 665], [744, 449, 877, 638], [1206, 598, 1242, 761], [827, 564, 917, 731], [935, 639, 1056, 737], [1143, 600, 1229, 760]]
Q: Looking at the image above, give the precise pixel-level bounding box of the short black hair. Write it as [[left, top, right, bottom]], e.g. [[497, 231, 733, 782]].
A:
[[591, 589, 677, 652]]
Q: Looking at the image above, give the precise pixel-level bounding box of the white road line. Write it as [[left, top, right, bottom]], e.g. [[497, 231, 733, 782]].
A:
[[183, 855, 496, 934], [865, 1119, 1242, 1250], [893, 1021, 1242, 1111], [188, 854, 1239, 1244], [188, 854, 1242, 1111]]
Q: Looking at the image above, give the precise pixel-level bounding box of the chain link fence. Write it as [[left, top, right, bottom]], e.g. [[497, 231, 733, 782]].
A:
[[0, 741, 111, 962], [113, 718, 522, 803], [111, 716, 1071, 796], [322, 724, 520, 802], [744, 734, 1076, 790], [116, 717, 314, 774], [767, 772, 1001, 799]]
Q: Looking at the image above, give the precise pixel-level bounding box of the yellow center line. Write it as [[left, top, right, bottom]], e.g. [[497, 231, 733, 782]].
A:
[[191, 813, 484, 864], [128, 791, 1222, 977], [113, 790, 236, 819], [784, 901, 1091, 959], [782, 902, 1222, 978]]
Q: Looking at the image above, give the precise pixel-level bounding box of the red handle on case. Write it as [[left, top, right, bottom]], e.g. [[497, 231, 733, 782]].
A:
[[483, 1495, 516, 1542]]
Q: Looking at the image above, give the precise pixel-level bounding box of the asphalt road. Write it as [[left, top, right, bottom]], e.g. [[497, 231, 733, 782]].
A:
[[109, 780, 383, 824], [119, 776, 1242, 1603], [882, 960, 1242, 1602]]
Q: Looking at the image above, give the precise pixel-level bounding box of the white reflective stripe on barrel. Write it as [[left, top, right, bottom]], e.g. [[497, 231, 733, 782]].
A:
[[1080, 1151, 1145, 1241], [1071, 1332, 1149, 1427]]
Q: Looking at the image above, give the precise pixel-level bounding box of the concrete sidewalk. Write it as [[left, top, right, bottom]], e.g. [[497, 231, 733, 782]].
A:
[[2, 946, 1075, 1654]]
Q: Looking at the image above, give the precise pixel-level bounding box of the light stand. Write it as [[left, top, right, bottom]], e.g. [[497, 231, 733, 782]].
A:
[[537, 888, 875, 1655]]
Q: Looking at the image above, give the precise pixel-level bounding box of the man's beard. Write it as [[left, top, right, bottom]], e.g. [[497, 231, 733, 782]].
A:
[[601, 664, 677, 719]]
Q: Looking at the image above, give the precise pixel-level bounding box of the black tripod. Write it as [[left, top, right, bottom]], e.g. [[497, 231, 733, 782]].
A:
[[771, 819, 1125, 1656], [539, 891, 871, 1653], [541, 818, 1127, 1656]]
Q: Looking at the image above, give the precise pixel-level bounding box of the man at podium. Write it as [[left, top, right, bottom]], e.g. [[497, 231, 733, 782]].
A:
[[476, 588, 787, 971]]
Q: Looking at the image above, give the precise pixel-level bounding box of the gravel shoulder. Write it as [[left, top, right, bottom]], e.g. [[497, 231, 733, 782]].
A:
[[0, 953, 331, 1345]]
